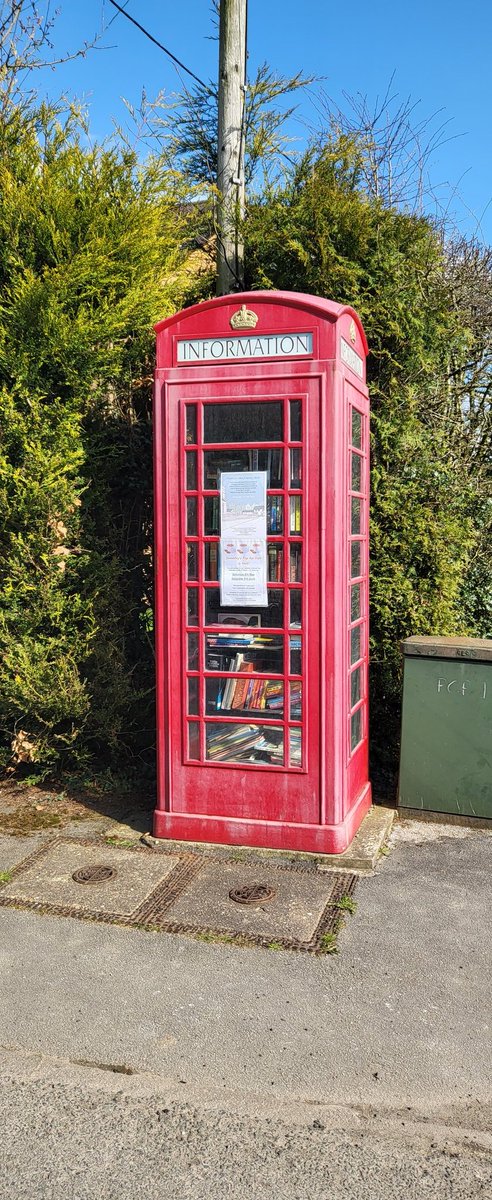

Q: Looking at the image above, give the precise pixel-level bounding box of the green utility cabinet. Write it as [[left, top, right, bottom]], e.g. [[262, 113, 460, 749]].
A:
[[399, 636, 492, 819]]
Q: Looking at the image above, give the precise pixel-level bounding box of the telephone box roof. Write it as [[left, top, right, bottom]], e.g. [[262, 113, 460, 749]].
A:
[[154, 290, 368, 355]]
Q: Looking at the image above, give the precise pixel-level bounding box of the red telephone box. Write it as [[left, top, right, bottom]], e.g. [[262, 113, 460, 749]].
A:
[[153, 291, 371, 853]]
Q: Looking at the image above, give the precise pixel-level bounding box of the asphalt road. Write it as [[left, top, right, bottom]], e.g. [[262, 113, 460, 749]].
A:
[[1, 830, 491, 1197]]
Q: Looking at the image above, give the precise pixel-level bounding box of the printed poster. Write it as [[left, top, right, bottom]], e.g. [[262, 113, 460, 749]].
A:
[[219, 472, 267, 606]]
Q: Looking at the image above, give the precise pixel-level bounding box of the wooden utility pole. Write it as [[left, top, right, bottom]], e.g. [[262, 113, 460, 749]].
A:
[[216, 0, 247, 295]]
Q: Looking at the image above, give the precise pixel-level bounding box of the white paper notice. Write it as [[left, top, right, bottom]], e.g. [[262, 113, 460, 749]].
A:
[[220, 472, 268, 606]]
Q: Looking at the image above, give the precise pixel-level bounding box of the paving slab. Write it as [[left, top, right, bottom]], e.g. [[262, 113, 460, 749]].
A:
[[0, 834, 50, 873], [163, 858, 349, 943], [1, 839, 180, 917]]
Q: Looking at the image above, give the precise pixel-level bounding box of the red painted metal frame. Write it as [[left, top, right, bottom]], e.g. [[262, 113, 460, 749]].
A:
[[153, 292, 371, 853]]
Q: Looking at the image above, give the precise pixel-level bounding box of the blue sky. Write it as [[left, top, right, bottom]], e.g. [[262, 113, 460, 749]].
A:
[[32, 1, 492, 243]]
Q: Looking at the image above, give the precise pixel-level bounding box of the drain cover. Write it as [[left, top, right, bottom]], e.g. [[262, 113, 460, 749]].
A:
[[72, 865, 117, 885], [229, 884, 276, 906]]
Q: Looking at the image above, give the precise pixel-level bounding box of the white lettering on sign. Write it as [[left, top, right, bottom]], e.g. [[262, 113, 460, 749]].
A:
[[176, 332, 313, 364], [437, 678, 488, 699], [340, 337, 364, 378]]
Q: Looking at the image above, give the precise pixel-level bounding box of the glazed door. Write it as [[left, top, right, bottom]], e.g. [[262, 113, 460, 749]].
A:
[[160, 373, 322, 824]]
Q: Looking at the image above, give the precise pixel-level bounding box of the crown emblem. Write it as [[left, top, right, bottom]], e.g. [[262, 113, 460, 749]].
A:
[[349, 319, 357, 345], [230, 305, 259, 330]]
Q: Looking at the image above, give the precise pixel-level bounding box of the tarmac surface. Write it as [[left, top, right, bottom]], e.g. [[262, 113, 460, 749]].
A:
[[1, 820, 491, 1197]]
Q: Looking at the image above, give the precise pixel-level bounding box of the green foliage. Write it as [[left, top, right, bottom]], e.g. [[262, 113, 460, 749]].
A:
[[0, 100, 196, 772]]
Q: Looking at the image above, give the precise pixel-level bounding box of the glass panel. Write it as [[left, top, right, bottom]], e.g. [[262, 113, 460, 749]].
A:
[[351, 708, 362, 752], [351, 497, 361, 534], [290, 634, 302, 676], [351, 452, 362, 493], [289, 543, 302, 583], [204, 588, 283, 628], [351, 541, 362, 579], [206, 722, 284, 765], [188, 633, 199, 670], [290, 681, 302, 720], [187, 722, 200, 760], [351, 584, 361, 622], [350, 624, 362, 665], [205, 542, 219, 581], [289, 727, 302, 767], [205, 632, 284, 673], [267, 544, 283, 582], [290, 400, 301, 441], [351, 409, 362, 449], [188, 676, 199, 715], [204, 402, 283, 443], [267, 495, 283, 534], [186, 451, 197, 491], [351, 667, 362, 709], [289, 495, 302, 534], [186, 543, 198, 580], [289, 589, 302, 628], [204, 449, 282, 488], [204, 496, 220, 535], [186, 497, 197, 536], [186, 406, 197, 445], [206, 676, 284, 716], [187, 588, 199, 626], [290, 447, 302, 488]]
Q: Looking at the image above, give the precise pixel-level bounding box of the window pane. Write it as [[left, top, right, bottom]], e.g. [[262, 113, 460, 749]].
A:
[[351, 584, 361, 622], [188, 633, 199, 670], [351, 409, 362, 449], [290, 448, 302, 488], [290, 681, 302, 720], [188, 722, 200, 759], [204, 588, 283, 628], [351, 541, 362, 579], [351, 497, 361, 534], [205, 542, 219, 580], [187, 497, 197, 535], [187, 588, 199, 626], [350, 624, 362, 665], [205, 632, 284, 673], [289, 495, 302, 534], [289, 728, 302, 767], [204, 402, 283, 443], [290, 634, 302, 675], [289, 589, 302, 627], [289, 543, 302, 583], [206, 677, 284, 716], [188, 676, 199, 715], [351, 667, 362, 709], [186, 451, 197, 491], [267, 545, 283, 582], [187, 543, 198, 580], [186, 406, 197, 445], [204, 496, 220, 535], [351, 453, 362, 493], [204, 449, 282, 488], [290, 400, 301, 441], [267, 495, 283, 534], [351, 709, 362, 752], [206, 722, 284, 765]]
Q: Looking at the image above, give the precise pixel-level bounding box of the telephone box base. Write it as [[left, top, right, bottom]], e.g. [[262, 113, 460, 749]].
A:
[[153, 784, 372, 856]]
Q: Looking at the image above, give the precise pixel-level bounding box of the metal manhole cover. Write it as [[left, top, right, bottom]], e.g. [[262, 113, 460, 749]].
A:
[[229, 884, 276, 906], [72, 865, 117, 885]]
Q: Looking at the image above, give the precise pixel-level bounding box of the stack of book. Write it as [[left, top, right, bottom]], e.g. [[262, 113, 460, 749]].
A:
[[267, 496, 283, 533], [206, 725, 263, 762], [216, 675, 284, 713], [290, 681, 302, 718], [267, 545, 283, 581], [289, 728, 302, 765], [289, 496, 302, 533]]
